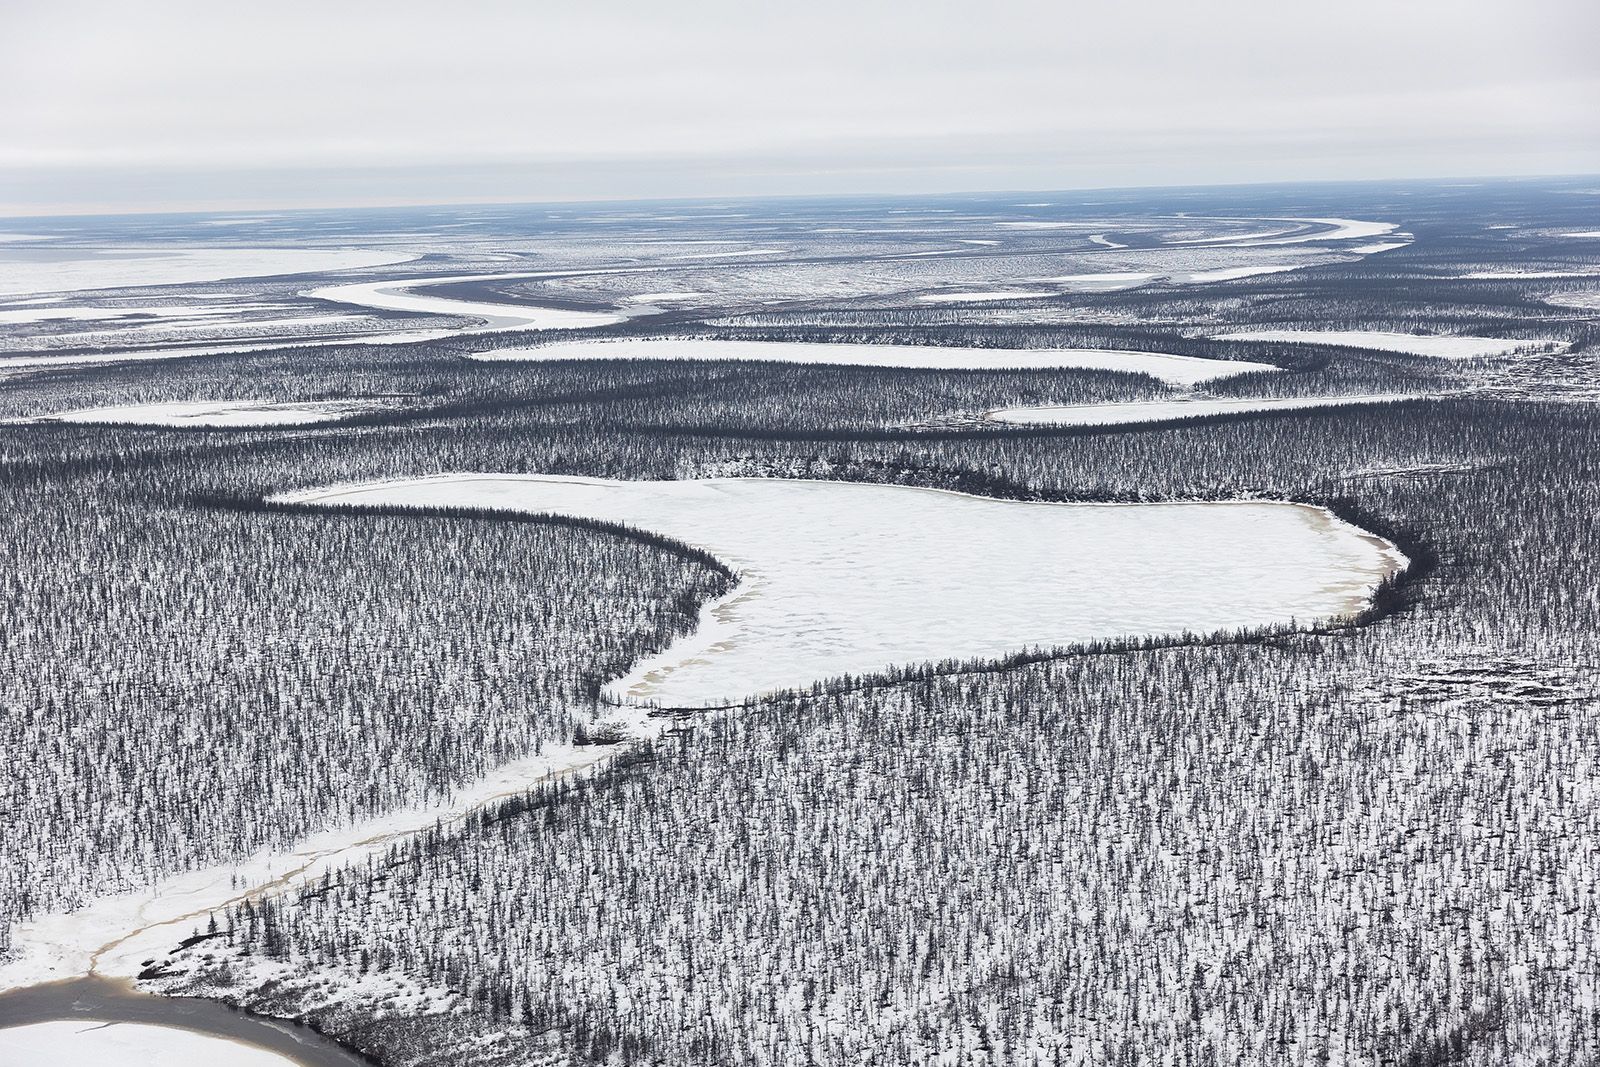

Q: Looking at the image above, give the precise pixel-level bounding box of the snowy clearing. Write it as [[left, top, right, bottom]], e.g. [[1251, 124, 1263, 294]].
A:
[[0, 1021, 296, 1067], [23, 399, 394, 428], [985, 393, 1430, 427], [0, 248, 418, 297], [471, 338, 1277, 386], [279, 475, 1406, 709], [1213, 329, 1565, 359]]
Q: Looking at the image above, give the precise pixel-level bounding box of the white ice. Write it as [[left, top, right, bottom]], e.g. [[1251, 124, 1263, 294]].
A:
[[307, 274, 627, 332], [917, 290, 1056, 303], [0, 304, 280, 325], [1213, 329, 1565, 359], [0, 1021, 295, 1067], [471, 338, 1277, 386], [23, 399, 392, 428], [278, 475, 1407, 709], [986, 393, 1428, 427]]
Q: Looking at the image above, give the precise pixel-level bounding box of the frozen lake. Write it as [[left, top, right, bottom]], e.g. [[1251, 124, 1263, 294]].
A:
[[279, 476, 1406, 708], [1213, 329, 1564, 359], [22, 399, 392, 429], [474, 338, 1276, 386], [986, 393, 1426, 427]]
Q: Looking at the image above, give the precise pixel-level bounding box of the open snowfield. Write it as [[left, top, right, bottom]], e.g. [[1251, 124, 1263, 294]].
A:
[[0, 248, 417, 297], [1213, 329, 1565, 359], [0, 1021, 296, 1067], [23, 399, 393, 428], [986, 394, 1429, 427], [473, 338, 1277, 386], [278, 475, 1406, 708]]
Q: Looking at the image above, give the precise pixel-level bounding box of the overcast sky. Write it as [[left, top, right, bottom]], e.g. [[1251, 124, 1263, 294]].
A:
[[2, 0, 1597, 216]]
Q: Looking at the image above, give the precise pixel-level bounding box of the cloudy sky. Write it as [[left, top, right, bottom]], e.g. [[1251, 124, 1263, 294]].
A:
[[2, 0, 1596, 215]]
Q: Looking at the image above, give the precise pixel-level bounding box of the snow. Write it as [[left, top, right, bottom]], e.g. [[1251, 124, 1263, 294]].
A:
[[23, 399, 393, 428], [1172, 265, 1300, 283], [1347, 240, 1411, 254], [986, 393, 1429, 427], [670, 248, 788, 259], [0, 248, 418, 297], [1174, 217, 1398, 247], [917, 290, 1056, 303], [993, 221, 1101, 230], [0, 304, 281, 325], [279, 475, 1407, 709], [1213, 329, 1565, 359], [0, 735, 627, 992], [470, 338, 1278, 385], [1462, 270, 1600, 279], [307, 274, 626, 332], [0, 1021, 296, 1067], [1035, 272, 1159, 291]]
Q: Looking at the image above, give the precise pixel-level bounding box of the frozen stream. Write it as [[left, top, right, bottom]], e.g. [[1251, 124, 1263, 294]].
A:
[[280, 475, 1408, 708], [0, 977, 367, 1066]]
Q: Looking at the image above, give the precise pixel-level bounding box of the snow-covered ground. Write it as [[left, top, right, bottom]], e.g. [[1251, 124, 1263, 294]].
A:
[[1213, 329, 1565, 359], [472, 338, 1276, 386], [278, 475, 1406, 709], [0, 248, 417, 297], [0, 737, 630, 993], [0, 1021, 296, 1067], [307, 274, 628, 332], [985, 394, 1429, 427], [22, 399, 394, 428]]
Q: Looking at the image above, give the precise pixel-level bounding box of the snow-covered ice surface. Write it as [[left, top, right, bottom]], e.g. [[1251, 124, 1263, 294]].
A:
[[0, 1021, 297, 1067], [1213, 329, 1566, 359], [917, 289, 1056, 303], [23, 399, 394, 428], [278, 475, 1407, 709], [0, 248, 417, 297], [307, 273, 627, 332], [473, 338, 1277, 386], [1171, 217, 1398, 247], [986, 394, 1430, 427]]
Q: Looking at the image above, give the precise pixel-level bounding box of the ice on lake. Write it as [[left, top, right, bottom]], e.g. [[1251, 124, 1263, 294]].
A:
[[280, 476, 1406, 708]]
